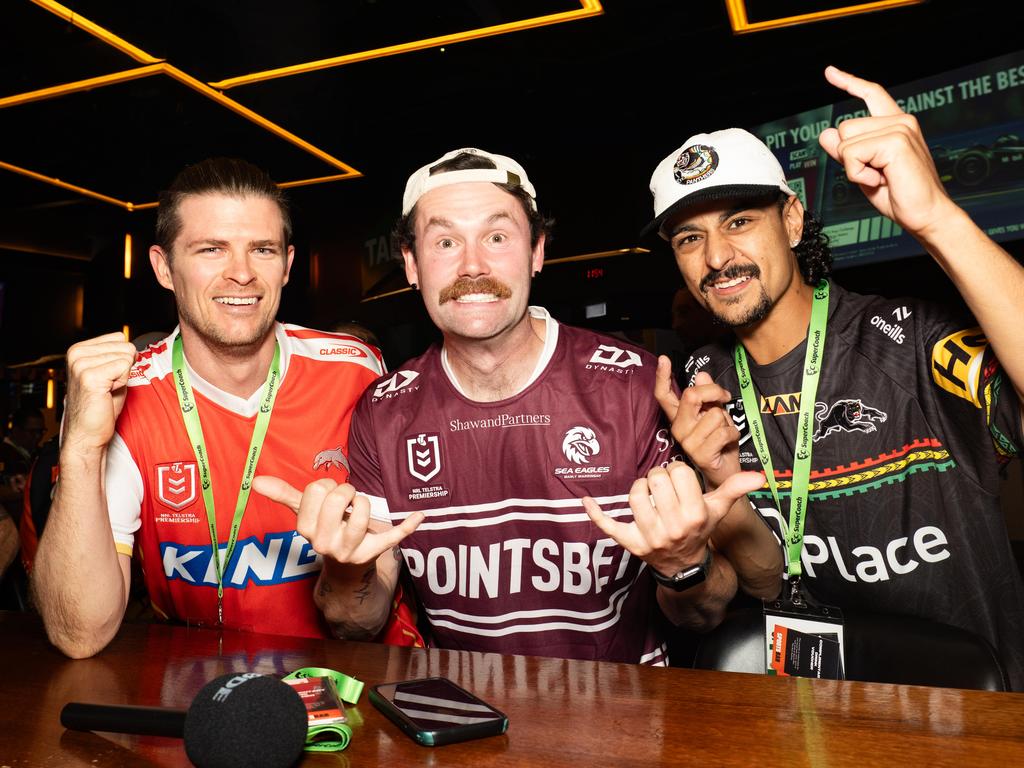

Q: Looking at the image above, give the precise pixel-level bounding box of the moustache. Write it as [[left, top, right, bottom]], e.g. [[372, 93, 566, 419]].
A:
[[699, 264, 761, 295], [438, 277, 513, 305]]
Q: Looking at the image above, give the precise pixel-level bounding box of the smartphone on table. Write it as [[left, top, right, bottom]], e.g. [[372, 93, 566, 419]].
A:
[[369, 676, 509, 747]]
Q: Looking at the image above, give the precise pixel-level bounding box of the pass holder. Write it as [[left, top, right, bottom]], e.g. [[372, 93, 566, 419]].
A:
[[763, 577, 845, 680], [283, 667, 364, 752]]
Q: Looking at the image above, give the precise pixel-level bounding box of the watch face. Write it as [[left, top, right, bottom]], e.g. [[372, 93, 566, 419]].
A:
[[654, 550, 712, 591]]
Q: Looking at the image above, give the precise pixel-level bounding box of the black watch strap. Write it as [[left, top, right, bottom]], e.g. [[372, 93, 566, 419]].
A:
[[651, 548, 713, 592]]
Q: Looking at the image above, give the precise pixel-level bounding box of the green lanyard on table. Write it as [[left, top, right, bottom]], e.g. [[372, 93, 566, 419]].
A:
[[284, 667, 363, 752], [282, 667, 362, 753], [171, 335, 282, 625], [734, 281, 829, 580]]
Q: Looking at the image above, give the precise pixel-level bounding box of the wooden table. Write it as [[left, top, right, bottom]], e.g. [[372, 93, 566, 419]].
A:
[[2, 611, 1022, 766]]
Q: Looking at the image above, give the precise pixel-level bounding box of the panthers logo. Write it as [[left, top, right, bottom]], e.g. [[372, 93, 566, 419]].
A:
[[562, 426, 601, 465], [813, 399, 887, 442], [674, 144, 719, 185]]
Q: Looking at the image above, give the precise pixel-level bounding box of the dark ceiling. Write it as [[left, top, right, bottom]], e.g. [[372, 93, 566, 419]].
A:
[[1, 0, 1020, 362]]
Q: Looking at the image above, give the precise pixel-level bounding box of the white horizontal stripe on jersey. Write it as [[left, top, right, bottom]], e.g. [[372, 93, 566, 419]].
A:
[[423, 577, 637, 625], [410, 507, 634, 532], [423, 571, 642, 638], [395, 493, 631, 519]]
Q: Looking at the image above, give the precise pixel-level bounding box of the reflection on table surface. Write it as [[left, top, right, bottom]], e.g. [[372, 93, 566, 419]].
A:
[[3, 611, 1022, 767]]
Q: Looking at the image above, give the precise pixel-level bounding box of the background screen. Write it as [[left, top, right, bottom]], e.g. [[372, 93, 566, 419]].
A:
[[751, 50, 1024, 268]]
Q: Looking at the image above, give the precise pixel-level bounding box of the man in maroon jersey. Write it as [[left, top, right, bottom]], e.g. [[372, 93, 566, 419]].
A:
[[256, 149, 780, 663]]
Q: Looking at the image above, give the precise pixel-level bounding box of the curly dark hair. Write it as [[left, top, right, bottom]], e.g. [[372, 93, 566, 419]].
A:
[[393, 152, 553, 258], [767, 191, 833, 285], [788, 196, 833, 286]]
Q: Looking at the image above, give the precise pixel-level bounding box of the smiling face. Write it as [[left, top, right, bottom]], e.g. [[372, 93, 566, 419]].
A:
[[665, 194, 805, 329], [150, 193, 294, 353], [402, 181, 544, 343]]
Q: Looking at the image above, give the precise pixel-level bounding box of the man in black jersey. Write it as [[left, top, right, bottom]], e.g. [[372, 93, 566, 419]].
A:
[[646, 66, 1024, 688]]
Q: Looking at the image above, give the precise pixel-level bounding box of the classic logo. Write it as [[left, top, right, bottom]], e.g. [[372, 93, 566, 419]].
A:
[[562, 426, 601, 465], [313, 446, 349, 472], [812, 398, 887, 442], [128, 363, 150, 380], [406, 433, 441, 482], [156, 461, 198, 511], [374, 370, 419, 400], [319, 344, 367, 358], [588, 344, 642, 369], [674, 144, 718, 185]]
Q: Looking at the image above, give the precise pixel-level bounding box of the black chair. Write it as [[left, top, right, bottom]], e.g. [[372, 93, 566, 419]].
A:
[[693, 606, 1008, 691]]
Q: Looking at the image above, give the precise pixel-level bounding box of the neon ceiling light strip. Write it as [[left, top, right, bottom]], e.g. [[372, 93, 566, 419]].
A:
[[6, 0, 364, 208], [210, 1, 604, 90], [724, 0, 924, 34]]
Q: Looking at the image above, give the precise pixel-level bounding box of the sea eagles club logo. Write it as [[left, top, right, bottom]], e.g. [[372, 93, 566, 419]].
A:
[[156, 461, 198, 511], [406, 433, 441, 482], [562, 426, 601, 464]]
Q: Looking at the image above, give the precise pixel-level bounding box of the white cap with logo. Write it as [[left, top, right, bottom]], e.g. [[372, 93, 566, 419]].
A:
[[644, 128, 796, 239], [402, 147, 537, 215]]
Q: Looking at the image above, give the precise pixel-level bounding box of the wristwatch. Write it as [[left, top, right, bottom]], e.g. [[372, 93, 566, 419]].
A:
[[651, 548, 713, 592]]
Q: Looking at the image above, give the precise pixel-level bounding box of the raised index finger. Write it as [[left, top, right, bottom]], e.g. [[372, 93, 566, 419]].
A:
[[825, 65, 902, 117]]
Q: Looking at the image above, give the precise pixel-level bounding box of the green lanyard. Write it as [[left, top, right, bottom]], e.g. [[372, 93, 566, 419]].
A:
[[283, 667, 364, 752], [734, 281, 829, 579], [171, 334, 282, 625]]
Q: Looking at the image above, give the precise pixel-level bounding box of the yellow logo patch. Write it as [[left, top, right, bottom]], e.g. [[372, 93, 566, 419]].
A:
[[931, 328, 987, 408], [760, 392, 801, 415]]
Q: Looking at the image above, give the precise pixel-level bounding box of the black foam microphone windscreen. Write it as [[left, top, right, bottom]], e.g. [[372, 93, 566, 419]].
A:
[[61, 672, 308, 768]]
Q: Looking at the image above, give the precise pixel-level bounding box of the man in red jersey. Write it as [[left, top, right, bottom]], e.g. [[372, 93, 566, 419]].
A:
[[33, 159, 386, 658], [257, 149, 781, 664]]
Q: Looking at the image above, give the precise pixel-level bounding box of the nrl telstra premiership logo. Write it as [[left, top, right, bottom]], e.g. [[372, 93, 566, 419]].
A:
[[406, 433, 441, 482]]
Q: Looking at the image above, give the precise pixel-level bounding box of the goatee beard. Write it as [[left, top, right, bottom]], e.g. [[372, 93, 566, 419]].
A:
[[700, 265, 773, 328]]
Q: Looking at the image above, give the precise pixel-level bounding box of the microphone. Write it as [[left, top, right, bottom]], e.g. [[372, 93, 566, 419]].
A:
[[61, 672, 308, 768]]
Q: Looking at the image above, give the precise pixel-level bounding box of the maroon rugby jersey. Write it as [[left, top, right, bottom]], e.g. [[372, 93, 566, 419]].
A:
[[349, 308, 678, 664]]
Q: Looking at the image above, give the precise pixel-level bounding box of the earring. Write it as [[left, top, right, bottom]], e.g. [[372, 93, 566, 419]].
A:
[[790, 239, 800, 248], [410, 282, 418, 291]]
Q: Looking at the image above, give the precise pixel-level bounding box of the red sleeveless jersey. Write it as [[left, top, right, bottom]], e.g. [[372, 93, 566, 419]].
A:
[[107, 324, 383, 638]]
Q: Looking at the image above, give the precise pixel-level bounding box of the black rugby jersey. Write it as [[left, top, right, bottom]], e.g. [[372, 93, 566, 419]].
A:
[[685, 281, 1024, 689]]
